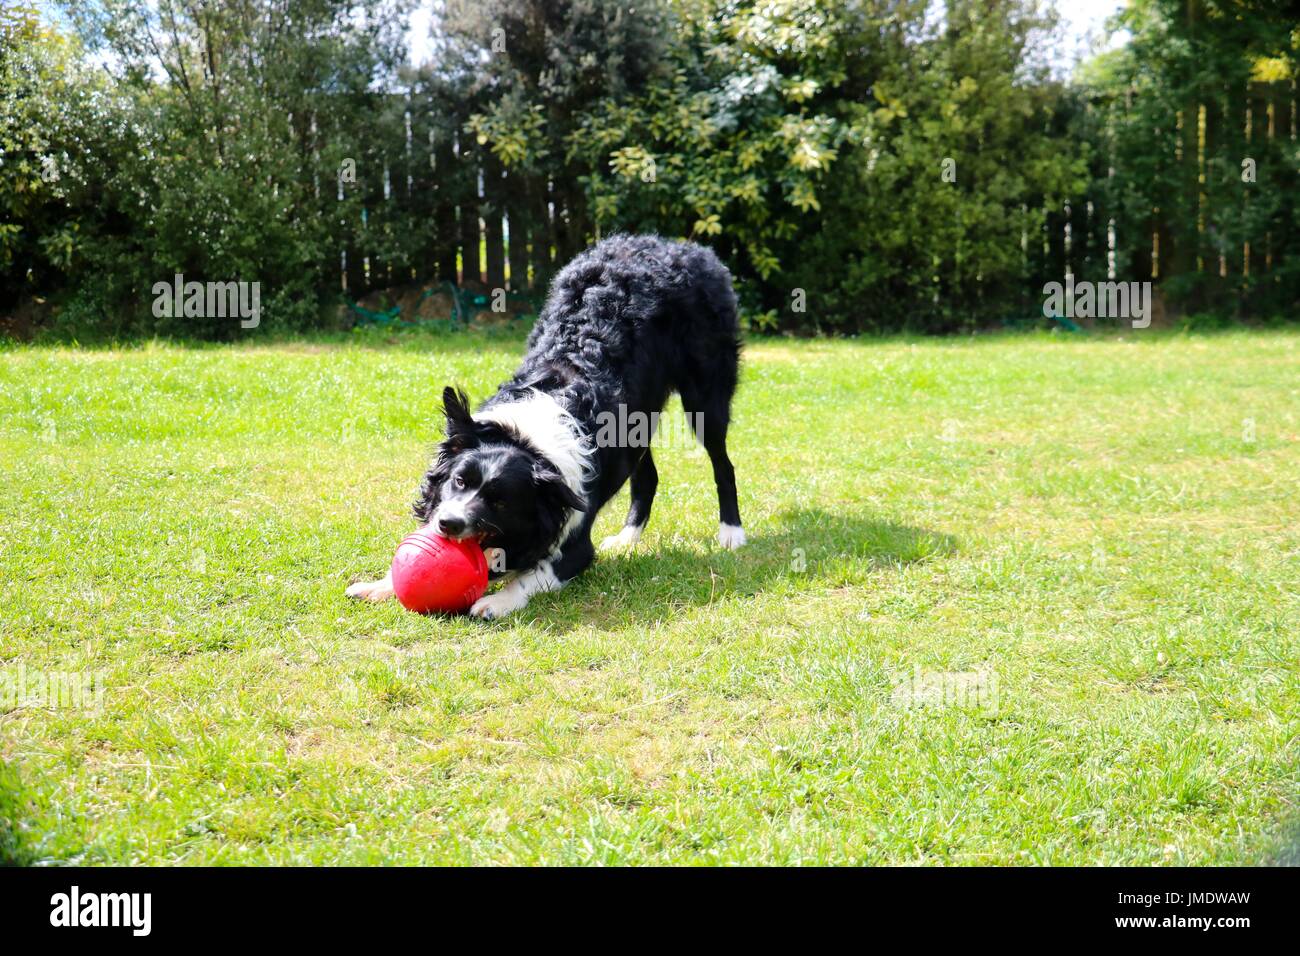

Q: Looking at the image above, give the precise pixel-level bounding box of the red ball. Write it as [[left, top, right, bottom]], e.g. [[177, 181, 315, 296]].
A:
[[389, 529, 489, 615]]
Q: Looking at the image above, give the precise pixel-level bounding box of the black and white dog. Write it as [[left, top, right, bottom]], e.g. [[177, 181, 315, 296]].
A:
[[346, 234, 745, 619]]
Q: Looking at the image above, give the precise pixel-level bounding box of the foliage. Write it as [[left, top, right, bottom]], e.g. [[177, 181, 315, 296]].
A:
[[468, 0, 1089, 331], [1, 0, 1295, 336], [777, 0, 1088, 331], [568, 0, 861, 286], [0, 4, 101, 304], [4, 1, 415, 334], [1074, 0, 1300, 314]]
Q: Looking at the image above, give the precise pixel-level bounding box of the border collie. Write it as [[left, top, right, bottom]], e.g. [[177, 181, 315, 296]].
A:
[[346, 234, 745, 619]]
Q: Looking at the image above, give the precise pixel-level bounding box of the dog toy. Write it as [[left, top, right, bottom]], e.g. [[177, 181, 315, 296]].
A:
[[389, 528, 488, 614]]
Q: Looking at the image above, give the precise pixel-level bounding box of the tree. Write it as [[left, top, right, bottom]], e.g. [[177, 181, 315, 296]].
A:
[[25, 0, 415, 334], [1078, 0, 1299, 314]]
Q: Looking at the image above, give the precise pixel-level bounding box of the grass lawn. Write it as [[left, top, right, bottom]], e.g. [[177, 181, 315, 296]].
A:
[[1, 327, 1297, 865]]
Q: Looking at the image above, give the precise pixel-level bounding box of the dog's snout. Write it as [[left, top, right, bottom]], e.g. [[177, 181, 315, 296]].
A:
[[438, 516, 466, 537]]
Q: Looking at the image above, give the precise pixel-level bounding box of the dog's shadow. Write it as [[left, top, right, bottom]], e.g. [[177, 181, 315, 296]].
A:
[[533, 508, 957, 629]]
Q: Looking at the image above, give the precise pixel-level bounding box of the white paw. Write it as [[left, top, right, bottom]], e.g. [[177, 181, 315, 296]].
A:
[[346, 576, 394, 602], [599, 525, 644, 552], [718, 523, 747, 550], [469, 590, 526, 620]]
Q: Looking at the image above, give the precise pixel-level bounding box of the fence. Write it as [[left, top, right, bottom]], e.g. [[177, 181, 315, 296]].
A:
[[1030, 79, 1298, 315], [329, 104, 586, 302], [330, 80, 1297, 318]]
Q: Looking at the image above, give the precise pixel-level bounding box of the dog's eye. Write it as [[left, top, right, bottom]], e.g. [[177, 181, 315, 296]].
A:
[[492, 499, 506, 512], [453, 474, 466, 490]]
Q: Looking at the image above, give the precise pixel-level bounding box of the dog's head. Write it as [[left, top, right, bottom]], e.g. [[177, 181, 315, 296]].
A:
[[414, 388, 586, 570]]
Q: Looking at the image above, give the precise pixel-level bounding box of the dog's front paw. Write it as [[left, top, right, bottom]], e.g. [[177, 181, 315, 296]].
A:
[[717, 523, 747, 550], [599, 525, 643, 553], [469, 590, 526, 620], [346, 575, 394, 602]]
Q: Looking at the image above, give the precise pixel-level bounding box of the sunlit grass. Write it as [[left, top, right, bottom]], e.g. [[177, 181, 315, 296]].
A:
[[1, 327, 1297, 864]]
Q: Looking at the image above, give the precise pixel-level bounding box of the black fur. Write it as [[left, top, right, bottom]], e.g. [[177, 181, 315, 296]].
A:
[[414, 233, 743, 597]]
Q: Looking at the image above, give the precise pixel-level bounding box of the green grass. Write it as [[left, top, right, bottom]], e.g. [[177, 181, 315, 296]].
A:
[[1, 327, 1297, 865]]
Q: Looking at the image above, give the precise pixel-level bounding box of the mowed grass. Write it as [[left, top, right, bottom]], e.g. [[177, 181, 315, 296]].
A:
[[1, 328, 1297, 865]]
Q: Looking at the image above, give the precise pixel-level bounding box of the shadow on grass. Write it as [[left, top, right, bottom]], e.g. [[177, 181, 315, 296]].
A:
[[539, 507, 957, 629], [0, 761, 36, 866], [1264, 818, 1300, 866]]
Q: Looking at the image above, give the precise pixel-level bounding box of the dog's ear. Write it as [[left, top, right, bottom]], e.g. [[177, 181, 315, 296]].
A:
[[442, 386, 477, 450], [413, 454, 452, 524], [532, 462, 587, 513]]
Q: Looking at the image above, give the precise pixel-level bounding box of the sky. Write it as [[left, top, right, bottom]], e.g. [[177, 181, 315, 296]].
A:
[[1052, 0, 1130, 66]]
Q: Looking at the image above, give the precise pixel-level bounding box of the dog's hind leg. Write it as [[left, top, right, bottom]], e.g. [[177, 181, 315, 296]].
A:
[[600, 449, 658, 552], [680, 387, 744, 550]]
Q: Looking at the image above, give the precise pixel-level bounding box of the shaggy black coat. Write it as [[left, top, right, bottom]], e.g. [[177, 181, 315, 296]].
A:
[[489, 234, 739, 433]]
